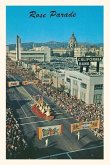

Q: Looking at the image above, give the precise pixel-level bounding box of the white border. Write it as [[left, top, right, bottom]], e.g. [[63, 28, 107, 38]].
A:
[[1, 0, 105, 6], [0, 0, 110, 165]]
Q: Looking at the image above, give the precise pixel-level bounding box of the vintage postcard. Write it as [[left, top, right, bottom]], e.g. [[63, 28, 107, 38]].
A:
[[5, 5, 104, 160]]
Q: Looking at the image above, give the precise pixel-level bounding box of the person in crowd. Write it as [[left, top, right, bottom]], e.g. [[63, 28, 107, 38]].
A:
[[6, 108, 27, 159], [7, 62, 103, 140]]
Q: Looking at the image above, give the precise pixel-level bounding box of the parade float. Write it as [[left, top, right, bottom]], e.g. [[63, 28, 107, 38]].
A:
[[31, 96, 54, 120]]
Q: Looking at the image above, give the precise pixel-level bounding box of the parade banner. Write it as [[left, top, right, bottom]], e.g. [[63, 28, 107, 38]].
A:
[[22, 80, 38, 85], [70, 122, 83, 132], [32, 80, 38, 84], [70, 120, 100, 133], [89, 120, 100, 129], [8, 81, 19, 87], [37, 124, 63, 140], [22, 81, 30, 85]]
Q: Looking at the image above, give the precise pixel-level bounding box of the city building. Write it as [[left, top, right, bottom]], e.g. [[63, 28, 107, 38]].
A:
[[88, 47, 104, 56], [74, 46, 104, 58], [68, 33, 77, 49], [74, 46, 89, 57], [16, 35, 21, 61], [51, 70, 65, 88], [6, 46, 9, 57], [52, 33, 78, 57], [52, 48, 72, 56], [7, 36, 51, 62], [64, 70, 103, 105]]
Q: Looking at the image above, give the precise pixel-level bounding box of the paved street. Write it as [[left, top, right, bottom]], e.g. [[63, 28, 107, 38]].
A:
[[6, 74, 103, 159]]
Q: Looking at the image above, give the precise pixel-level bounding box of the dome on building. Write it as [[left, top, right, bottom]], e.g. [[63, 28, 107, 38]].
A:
[[68, 33, 77, 49]]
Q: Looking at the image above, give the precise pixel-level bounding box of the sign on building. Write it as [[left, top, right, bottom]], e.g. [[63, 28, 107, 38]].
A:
[[77, 57, 103, 72], [37, 124, 63, 140], [77, 57, 103, 62], [78, 61, 90, 66]]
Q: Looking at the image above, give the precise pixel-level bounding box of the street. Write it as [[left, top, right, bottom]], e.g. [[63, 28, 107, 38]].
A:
[[6, 74, 103, 159]]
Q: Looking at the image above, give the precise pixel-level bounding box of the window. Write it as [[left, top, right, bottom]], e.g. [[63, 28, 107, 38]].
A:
[[78, 78, 82, 81], [73, 80, 77, 85], [94, 84, 103, 90], [62, 79, 64, 85], [73, 88, 78, 96], [94, 94, 102, 104], [80, 92, 86, 101], [66, 78, 71, 82], [80, 82, 87, 89], [70, 76, 77, 79]]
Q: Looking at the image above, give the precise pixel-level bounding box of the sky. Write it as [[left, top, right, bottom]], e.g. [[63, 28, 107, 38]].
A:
[[6, 6, 103, 44]]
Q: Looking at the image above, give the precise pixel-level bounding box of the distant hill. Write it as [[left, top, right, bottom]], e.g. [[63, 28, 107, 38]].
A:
[[78, 42, 103, 48], [7, 41, 103, 50]]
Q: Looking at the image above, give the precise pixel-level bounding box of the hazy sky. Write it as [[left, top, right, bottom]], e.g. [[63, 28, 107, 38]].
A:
[[6, 6, 103, 44]]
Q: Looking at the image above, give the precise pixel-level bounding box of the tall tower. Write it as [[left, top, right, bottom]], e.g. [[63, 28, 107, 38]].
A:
[[33, 43, 35, 50], [16, 35, 21, 61], [68, 33, 77, 49]]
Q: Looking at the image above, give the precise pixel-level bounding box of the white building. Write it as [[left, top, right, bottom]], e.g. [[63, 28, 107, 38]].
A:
[[16, 35, 21, 61], [48, 70, 65, 88], [7, 36, 51, 62], [8, 46, 51, 62], [52, 48, 72, 56], [74, 46, 88, 57], [89, 47, 104, 56], [65, 70, 103, 105], [68, 33, 77, 49], [74, 46, 104, 58]]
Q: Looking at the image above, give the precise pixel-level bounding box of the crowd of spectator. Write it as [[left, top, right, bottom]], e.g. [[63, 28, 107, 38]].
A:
[[6, 108, 27, 159], [35, 82, 103, 140], [7, 60, 104, 142]]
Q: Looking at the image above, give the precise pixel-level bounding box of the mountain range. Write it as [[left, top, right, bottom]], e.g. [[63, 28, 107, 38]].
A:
[[7, 41, 103, 50]]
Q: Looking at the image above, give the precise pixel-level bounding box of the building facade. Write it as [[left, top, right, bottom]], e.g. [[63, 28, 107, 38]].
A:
[[7, 36, 51, 62], [65, 70, 103, 105], [68, 33, 77, 49], [74, 46, 104, 58], [74, 46, 88, 57], [8, 47, 51, 62]]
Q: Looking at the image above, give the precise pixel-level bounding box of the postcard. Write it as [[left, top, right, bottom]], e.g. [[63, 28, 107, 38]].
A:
[[5, 5, 104, 160], [1, 0, 110, 164]]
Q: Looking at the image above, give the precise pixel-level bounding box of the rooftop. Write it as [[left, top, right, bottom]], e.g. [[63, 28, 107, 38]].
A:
[[82, 71, 103, 77]]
